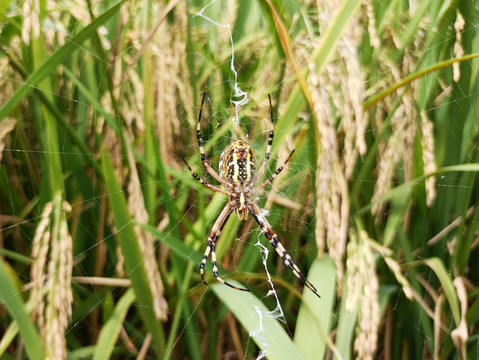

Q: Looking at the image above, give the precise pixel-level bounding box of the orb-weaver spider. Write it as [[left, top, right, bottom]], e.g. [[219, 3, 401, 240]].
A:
[[182, 93, 320, 298]]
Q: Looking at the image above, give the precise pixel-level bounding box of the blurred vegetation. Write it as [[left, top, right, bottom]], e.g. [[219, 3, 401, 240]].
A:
[[1, 0, 479, 359]]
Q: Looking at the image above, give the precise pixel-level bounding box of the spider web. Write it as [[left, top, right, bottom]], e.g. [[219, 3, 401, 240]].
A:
[[0, 0, 478, 359]]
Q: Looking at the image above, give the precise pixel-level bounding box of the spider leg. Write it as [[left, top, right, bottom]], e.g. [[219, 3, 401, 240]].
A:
[[248, 203, 320, 299], [252, 94, 275, 183], [182, 158, 231, 196], [196, 92, 232, 189], [254, 148, 295, 193], [200, 203, 251, 292], [211, 243, 250, 292], [200, 244, 211, 285]]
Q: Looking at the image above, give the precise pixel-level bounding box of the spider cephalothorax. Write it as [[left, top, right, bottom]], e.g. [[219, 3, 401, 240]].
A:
[[182, 93, 320, 298]]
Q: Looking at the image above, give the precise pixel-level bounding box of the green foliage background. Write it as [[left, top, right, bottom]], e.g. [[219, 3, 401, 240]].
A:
[[1, 0, 479, 359]]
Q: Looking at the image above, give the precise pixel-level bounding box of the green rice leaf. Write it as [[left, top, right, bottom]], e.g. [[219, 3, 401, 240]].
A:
[[93, 288, 135, 360], [101, 151, 165, 359], [212, 282, 304, 360], [0, 259, 44, 360], [295, 256, 337, 360]]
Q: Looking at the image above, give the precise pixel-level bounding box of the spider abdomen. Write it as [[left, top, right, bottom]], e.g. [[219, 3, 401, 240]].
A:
[[219, 140, 256, 184]]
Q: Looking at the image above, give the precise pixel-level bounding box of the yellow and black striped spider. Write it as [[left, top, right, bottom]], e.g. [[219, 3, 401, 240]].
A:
[[182, 93, 320, 298]]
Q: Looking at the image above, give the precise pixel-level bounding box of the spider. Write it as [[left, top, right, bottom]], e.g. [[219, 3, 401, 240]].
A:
[[182, 93, 320, 298]]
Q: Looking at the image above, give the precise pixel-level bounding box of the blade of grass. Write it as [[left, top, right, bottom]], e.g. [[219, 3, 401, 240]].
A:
[[311, 0, 362, 71], [67, 346, 96, 360], [62, 66, 119, 134], [0, 248, 34, 264], [212, 282, 304, 360], [93, 288, 135, 360], [294, 256, 337, 360], [355, 163, 479, 217], [0, 321, 18, 356], [164, 262, 196, 360], [101, 151, 165, 359], [0, 259, 44, 360], [30, 3, 67, 201], [334, 274, 358, 360], [363, 53, 479, 111], [265, 0, 313, 112], [409, 258, 460, 325]]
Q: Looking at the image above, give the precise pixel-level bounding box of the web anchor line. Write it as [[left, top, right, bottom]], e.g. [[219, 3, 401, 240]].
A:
[[193, 0, 248, 121]]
